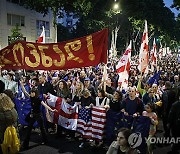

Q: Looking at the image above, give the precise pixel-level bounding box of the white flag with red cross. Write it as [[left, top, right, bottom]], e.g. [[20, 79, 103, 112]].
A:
[[138, 20, 149, 74], [116, 41, 131, 89], [46, 93, 78, 130]]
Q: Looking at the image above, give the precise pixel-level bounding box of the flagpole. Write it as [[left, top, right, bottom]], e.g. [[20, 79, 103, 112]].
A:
[[103, 64, 107, 92]]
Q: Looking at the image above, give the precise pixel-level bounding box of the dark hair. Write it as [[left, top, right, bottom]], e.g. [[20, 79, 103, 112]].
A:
[[117, 127, 132, 146], [32, 77, 39, 82], [4, 89, 14, 100], [7, 73, 14, 79], [98, 89, 106, 98], [59, 79, 68, 91], [115, 90, 123, 101], [64, 93, 72, 100], [30, 88, 39, 98], [0, 80, 5, 93], [165, 81, 171, 89], [146, 103, 155, 111]]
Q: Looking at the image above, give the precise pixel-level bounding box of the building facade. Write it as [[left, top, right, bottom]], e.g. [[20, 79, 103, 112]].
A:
[[0, 0, 57, 49]]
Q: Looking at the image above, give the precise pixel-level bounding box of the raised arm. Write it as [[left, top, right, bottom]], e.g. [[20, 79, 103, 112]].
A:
[[137, 79, 144, 96], [41, 101, 57, 112], [105, 92, 113, 100], [19, 80, 30, 98]]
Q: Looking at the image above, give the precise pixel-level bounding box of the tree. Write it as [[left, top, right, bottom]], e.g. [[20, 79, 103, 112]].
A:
[[21, 0, 96, 26], [20, 0, 180, 54], [9, 25, 24, 45], [172, 0, 180, 10]]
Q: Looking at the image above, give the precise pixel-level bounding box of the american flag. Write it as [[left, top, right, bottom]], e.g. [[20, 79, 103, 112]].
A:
[[77, 106, 106, 141]]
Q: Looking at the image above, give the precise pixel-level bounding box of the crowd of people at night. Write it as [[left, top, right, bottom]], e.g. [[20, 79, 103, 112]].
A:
[[0, 53, 179, 154]]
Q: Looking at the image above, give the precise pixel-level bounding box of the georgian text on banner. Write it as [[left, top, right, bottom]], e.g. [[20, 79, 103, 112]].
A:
[[0, 29, 108, 70]]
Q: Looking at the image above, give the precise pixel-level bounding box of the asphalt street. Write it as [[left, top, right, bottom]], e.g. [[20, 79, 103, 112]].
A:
[[18, 120, 177, 154]]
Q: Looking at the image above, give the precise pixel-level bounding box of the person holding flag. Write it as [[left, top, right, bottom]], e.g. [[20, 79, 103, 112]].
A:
[[20, 83, 57, 149]]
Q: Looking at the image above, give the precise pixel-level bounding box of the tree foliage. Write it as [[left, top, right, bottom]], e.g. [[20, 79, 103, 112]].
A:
[[21, 0, 180, 52], [9, 25, 24, 45], [172, 0, 180, 10]]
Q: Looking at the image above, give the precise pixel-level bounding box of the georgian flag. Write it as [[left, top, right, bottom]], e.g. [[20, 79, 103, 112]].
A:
[[158, 47, 163, 59], [138, 20, 149, 73], [37, 26, 45, 43], [151, 38, 157, 72], [46, 93, 78, 130], [116, 41, 131, 89]]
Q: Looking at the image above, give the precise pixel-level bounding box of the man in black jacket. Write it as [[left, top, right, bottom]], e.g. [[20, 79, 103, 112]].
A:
[[168, 96, 180, 154], [38, 74, 56, 133], [162, 81, 177, 137], [38, 74, 55, 96]]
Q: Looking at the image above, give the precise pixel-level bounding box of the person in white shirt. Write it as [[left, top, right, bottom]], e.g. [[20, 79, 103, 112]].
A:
[[96, 89, 110, 108], [0, 68, 18, 95]]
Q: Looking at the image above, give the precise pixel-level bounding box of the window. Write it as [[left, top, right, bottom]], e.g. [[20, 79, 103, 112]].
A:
[[36, 20, 50, 37], [7, 14, 25, 26]]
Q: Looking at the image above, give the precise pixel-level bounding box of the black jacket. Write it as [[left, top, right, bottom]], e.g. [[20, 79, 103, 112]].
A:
[[38, 82, 55, 95], [168, 100, 180, 129]]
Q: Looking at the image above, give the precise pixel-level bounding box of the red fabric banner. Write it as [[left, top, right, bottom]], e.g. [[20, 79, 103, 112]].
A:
[[0, 29, 108, 70]]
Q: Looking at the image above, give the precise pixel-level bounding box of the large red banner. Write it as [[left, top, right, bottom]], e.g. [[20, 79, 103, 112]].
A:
[[0, 29, 108, 70]]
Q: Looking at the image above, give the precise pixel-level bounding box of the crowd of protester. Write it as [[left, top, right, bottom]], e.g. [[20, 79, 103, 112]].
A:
[[0, 53, 179, 154]]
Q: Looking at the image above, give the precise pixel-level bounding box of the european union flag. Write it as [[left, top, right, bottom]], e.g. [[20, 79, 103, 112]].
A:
[[148, 71, 161, 85], [14, 97, 31, 126], [132, 116, 151, 154], [105, 110, 133, 145]]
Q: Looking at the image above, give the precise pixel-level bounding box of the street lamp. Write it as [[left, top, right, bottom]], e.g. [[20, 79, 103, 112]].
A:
[[114, 3, 119, 10]]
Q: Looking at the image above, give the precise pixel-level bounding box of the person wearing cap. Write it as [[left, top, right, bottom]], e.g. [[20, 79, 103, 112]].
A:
[[84, 77, 96, 99], [0, 68, 18, 95]]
